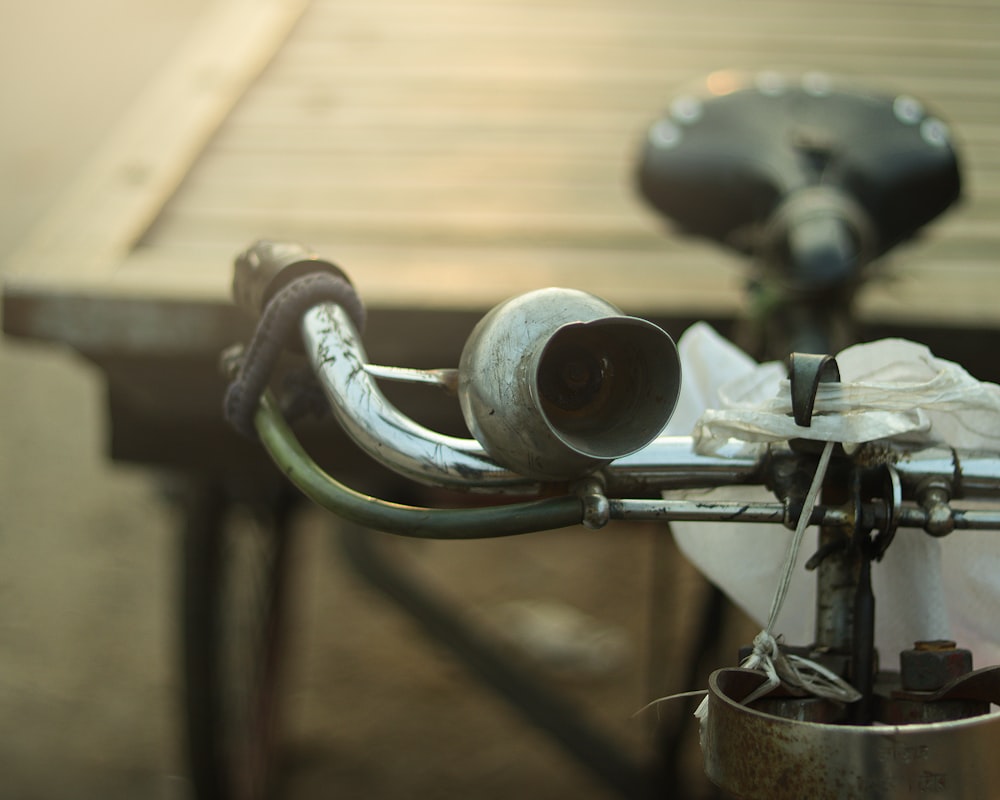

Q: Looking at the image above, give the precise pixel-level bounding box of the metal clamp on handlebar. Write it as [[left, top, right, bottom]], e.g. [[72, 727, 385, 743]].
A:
[[231, 239, 358, 318]]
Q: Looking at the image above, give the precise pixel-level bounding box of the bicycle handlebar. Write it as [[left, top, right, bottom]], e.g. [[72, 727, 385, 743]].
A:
[[246, 298, 1000, 539]]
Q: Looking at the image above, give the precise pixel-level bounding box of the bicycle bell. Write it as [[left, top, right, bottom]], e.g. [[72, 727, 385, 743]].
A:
[[458, 288, 681, 481]]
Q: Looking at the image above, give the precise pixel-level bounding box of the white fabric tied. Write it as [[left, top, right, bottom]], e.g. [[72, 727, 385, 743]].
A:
[[666, 322, 1000, 679], [688, 328, 1000, 457]]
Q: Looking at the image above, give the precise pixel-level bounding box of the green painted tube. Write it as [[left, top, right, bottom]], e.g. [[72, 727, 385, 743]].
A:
[[255, 395, 584, 539]]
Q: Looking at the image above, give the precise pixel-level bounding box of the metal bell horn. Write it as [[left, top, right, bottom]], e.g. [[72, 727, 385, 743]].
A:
[[458, 288, 681, 481]]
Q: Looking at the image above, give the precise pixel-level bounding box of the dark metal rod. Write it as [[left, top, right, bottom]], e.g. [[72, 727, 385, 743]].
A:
[[610, 498, 853, 527], [851, 555, 876, 724]]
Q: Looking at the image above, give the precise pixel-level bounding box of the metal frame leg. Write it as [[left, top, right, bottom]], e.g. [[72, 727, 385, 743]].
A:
[[338, 525, 658, 799]]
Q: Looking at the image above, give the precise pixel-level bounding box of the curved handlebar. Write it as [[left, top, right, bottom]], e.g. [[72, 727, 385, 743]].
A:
[[300, 302, 764, 495], [256, 392, 585, 538], [243, 298, 1000, 538]]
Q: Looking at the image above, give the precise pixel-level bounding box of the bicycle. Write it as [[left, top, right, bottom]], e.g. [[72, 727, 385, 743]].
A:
[[189, 72, 992, 799], [219, 241, 1000, 799]]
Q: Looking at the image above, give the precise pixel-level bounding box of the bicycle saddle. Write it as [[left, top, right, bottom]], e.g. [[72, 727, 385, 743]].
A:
[[636, 71, 962, 292]]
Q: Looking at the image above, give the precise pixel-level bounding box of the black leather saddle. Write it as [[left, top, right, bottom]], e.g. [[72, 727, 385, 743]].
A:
[[636, 71, 962, 294]]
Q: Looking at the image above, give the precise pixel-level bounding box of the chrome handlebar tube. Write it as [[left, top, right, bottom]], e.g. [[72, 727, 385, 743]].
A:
[[301, 303, 529, 492], [290, 301, 1000, 536], [300, 302, 763, 497]]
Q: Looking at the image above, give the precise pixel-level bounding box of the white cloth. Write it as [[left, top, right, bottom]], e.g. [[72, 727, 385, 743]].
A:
[[664, 322, 1000, 665]]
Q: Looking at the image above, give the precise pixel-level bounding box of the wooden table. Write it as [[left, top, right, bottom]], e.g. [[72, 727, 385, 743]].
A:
[[4, 0, 1000, 470]]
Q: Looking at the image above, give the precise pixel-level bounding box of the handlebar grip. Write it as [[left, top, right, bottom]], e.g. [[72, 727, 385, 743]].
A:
[[224, 241, 367, 439]]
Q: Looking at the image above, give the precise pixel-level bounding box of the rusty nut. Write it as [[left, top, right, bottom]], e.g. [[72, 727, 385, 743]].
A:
[[899, 640, 973, 692]]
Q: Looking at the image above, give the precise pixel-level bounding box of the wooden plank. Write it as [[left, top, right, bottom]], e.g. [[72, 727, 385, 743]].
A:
[[282, 31, 1000, 62], [188, 124, 1000, 167], [3, 0, 309, 282], [225, 88, 1000, 130], [298, 0, 1000, 33], [155, 154, 1000, 209], [146, 201, 997, 244], [259, 61, 1000, 99], [217, 99, 1000, 136], [282, 31, 1000, 68], [7, 247, 999, 364], [24, 237, 995, 334]]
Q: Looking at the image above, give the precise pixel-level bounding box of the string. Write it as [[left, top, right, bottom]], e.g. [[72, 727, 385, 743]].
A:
[[694, 441, 860, 720]]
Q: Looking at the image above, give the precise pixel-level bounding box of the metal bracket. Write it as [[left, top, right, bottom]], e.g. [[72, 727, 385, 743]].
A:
[[788, 351, 841, 427]]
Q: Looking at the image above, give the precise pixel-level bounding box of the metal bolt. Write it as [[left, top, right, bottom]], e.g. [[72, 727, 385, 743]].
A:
[[899, 640, 973, 692], [919, 480, 955, 537], [576, 477, 610, 530]]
